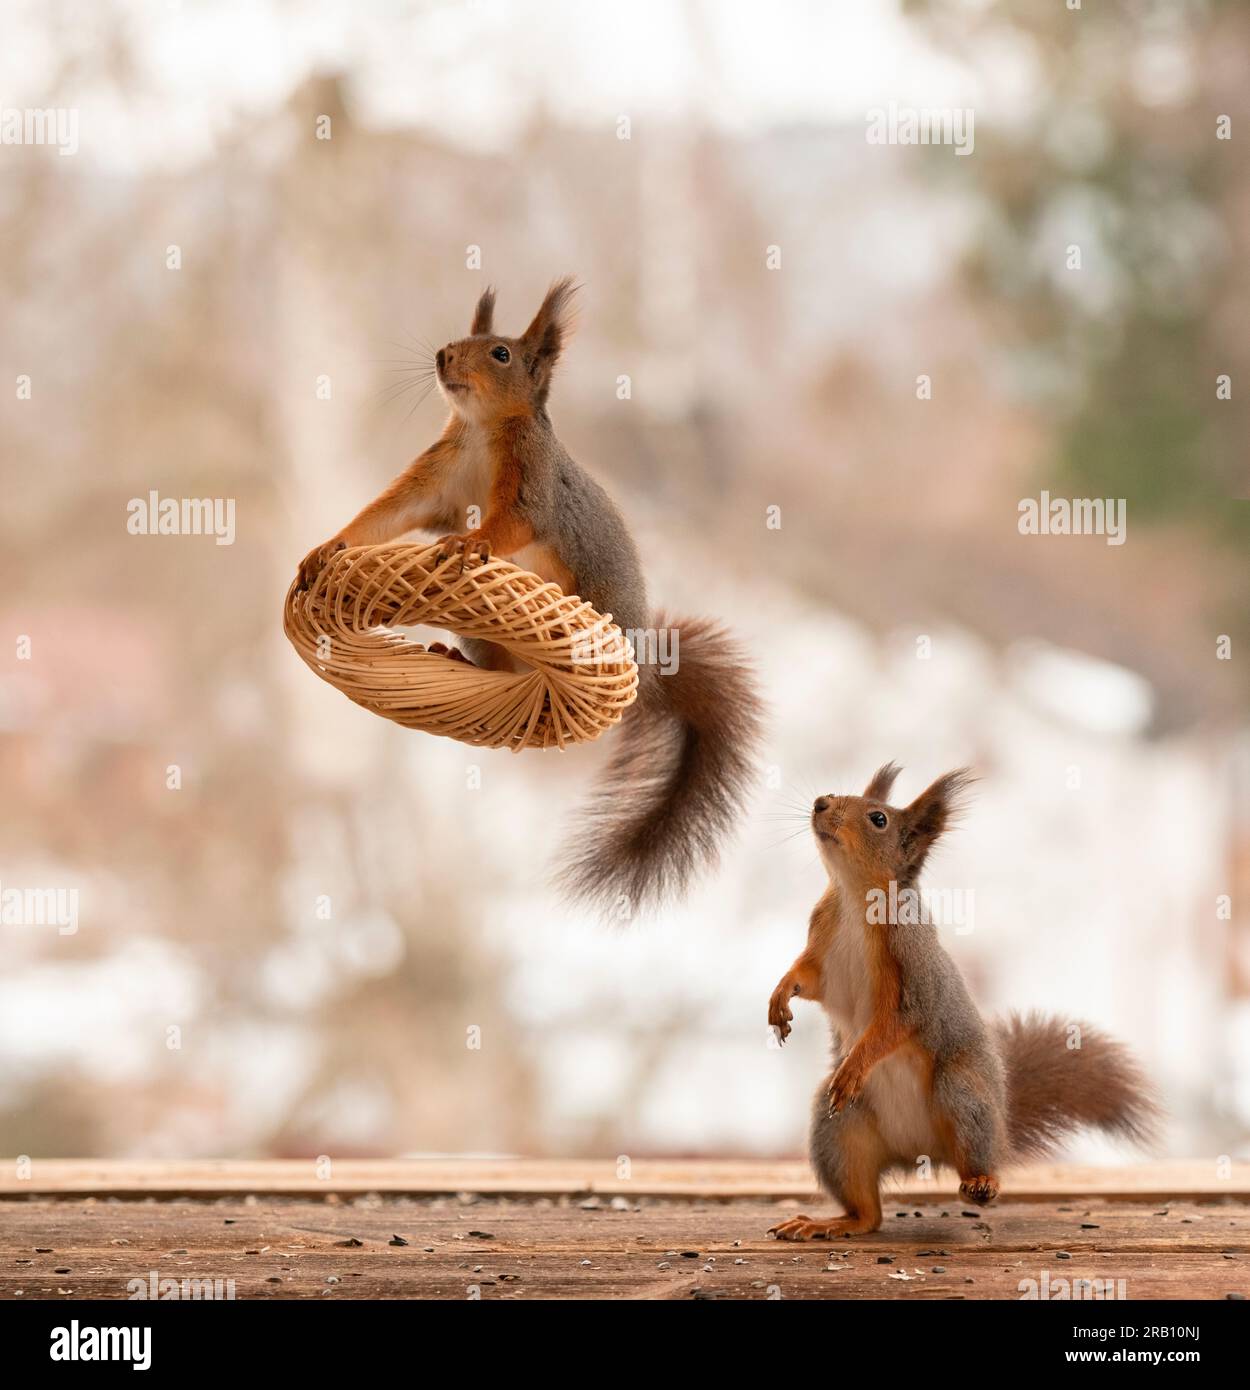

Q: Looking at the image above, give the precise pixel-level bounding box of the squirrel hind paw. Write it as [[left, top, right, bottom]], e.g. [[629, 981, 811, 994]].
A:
[[769, 1216, 862, 1242], [958, 1174, 1000, 1206]]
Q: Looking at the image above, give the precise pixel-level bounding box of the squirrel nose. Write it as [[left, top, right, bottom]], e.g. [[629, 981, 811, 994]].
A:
[[436, 348, 447, 370], [814, 796, 831, 812]]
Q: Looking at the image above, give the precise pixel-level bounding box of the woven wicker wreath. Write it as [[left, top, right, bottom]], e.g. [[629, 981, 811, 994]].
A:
[[283, 541, 639, 751]]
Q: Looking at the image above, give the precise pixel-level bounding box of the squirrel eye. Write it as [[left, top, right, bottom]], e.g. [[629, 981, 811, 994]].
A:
[[491, 345, 510, 363], [868, 811, 888, 829]]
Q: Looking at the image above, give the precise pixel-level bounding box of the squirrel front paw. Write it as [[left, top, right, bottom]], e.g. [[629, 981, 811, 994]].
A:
[[297, 536, 348, 591], [826, 1059, 866, 1115], [768, 980, 797, 1044], [434, 533, 492, 573], [426, 641, 472, 665]]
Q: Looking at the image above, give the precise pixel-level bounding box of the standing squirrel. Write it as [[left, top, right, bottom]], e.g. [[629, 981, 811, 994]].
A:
[[297, 278, 763, 912], [767, 763, 1158, 1240]]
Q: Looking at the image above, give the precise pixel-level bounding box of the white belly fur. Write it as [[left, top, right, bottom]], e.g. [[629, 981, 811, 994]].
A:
[[436, 430, 569, 588], [438, 427, 493, 523], [821, 908, 936, 1160], [864, 1053, 936, 1159]]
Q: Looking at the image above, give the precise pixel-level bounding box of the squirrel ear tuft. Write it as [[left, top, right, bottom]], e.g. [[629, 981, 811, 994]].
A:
[[520, 276, 580, 393], [898, 768, 976, 877], [470, 286, 496, 336], [863, 761, 902, 803]]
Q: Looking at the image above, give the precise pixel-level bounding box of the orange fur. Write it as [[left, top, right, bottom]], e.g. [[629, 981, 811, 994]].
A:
[[467, 420, 537, 557], [768, 886, 837, 1041], [827, 914, 913, 1112], [770, 1108, 885, 1241]]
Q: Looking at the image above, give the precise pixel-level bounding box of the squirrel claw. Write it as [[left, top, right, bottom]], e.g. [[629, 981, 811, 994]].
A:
[[461, 537, 491, 573], [767, 983, 796, 1044], [297, 537, 347, 592], [434, 535, 491, 575], [959, 1174, 1000, 1206], [826, 1065, 864, 1116], [768, 1010, 792, 1046], [770, 1216, 868, 1241], [433, 534, 465, 566]]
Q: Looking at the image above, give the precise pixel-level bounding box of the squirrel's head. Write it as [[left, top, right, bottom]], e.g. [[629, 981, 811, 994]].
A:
[[811, 763, 974, 888], [436, 277, 579, 422]]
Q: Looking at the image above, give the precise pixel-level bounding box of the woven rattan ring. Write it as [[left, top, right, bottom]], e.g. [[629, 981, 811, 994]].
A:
[[283, 541, 639, 751]]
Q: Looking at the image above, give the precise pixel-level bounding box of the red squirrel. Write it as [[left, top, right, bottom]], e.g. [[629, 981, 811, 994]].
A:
[[297, 278, 763, 913], [767, 764, 1158, 1240]]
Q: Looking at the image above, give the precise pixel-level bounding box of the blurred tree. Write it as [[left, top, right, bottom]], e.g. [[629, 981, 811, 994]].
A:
[[909, 0, 1250, 577]]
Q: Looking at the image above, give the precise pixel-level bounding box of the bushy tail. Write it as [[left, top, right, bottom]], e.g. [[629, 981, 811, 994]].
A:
[[995, 1011, 1161, 1160], [556, 612, 764, 915]]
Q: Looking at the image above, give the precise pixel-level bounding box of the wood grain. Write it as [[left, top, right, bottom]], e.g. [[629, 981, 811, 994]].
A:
[[1, 1162, 1246, 1300], [1, 1193, 1245, 1301], [1, 1158, 1245, 1199]]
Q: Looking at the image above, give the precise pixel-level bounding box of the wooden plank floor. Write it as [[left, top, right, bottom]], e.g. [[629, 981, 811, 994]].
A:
[[5, 1157, 1247, 1199], [2, 1162, 1247, 1301]]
